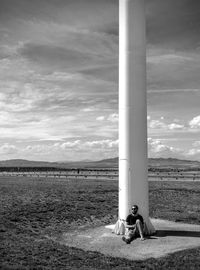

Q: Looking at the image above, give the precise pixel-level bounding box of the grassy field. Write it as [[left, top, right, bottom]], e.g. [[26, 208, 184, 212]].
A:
[[1, 176, 200, 269]]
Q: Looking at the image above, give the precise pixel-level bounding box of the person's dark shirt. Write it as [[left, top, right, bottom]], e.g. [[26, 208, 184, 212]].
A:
[[126, 214, 144, 229]]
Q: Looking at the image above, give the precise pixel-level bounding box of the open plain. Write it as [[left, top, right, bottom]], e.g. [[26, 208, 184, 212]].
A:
[[1, 175, 200, 269]]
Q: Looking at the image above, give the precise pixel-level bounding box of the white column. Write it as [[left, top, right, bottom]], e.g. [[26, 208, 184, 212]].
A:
[[119, 0, 155, 234]]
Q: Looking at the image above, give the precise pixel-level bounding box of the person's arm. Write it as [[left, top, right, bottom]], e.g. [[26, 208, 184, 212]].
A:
[[125, 222, 136, 229]]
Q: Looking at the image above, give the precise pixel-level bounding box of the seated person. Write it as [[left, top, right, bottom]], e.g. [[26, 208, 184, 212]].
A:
[[122, 204, 145, 244]]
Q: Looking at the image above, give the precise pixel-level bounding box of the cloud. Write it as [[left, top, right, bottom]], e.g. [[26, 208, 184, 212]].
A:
[[148, 89, 200, 94], [53, 139, 119, 152], [107, 113, 118, 122], [0, 112, 77, 141], [84, 139, 118, 148], [96, 113, 118, 122], [148, 138, 183, 158], [82, 107, 98, 112], [0, 0, 117, 32], [0, 65, 117, 143], [146, 0, 200, 50], [148, 118, 185, 133], [147, 52, 200, 91], [148, 137, 200, 161], [192, 141, 200, 147], [189, 115, 200, 129], [168, 123, 185, 130], [19, 43, 96, 71], [17, 39, 117, 83], [1, 0, 200, 162], [186, 149, 200, 158], [147, 53, 192, 65], [148, 120, 167, 129], [183, 140, 200, 161], [60, 140, 81, 149], [96, 116, 105, 121], [0, 143, 18, 155], [21, 138, 118, 161]]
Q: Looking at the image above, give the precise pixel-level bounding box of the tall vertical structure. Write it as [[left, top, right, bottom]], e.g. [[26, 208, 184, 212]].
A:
[[119, 0, 155, 234]]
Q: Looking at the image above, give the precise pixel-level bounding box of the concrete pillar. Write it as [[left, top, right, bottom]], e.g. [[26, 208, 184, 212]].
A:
[[118, 0, 155, 234]]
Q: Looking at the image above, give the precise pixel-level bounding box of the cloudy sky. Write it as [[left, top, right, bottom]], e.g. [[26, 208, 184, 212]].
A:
[[0, 0, 200, 162]]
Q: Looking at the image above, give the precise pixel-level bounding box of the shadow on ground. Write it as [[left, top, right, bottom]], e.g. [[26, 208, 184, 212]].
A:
[[155, 230, 200, 237]]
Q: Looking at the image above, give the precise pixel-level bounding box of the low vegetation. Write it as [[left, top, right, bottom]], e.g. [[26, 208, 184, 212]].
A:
[[1, 176, 200, 269]]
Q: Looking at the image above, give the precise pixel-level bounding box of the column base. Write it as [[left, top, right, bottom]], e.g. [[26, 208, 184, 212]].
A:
[[106, 218, 156, 236]]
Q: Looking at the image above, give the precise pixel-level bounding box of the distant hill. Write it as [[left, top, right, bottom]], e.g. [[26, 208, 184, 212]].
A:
[[0, 159, 60, 168], [89, 157, 200, 169], [0, 157, 200, 170], [148, 158, 200, 169]]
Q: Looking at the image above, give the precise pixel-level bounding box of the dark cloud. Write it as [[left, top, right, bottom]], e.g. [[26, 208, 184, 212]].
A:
[[146, 0, 200, 50], [0, 0, 117, 31], [147, 90, 200, 119], [96, 22, 119, 36], [81, 64, 118, 82], [0, 0, 52, 22], [0, 47, 11, 59], [2, 0, 200, 51], [147, 51, 200, 90], [19, 43, 99, 71]]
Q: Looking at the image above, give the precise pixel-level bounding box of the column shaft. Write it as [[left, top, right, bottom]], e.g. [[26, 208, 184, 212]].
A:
[[119, 0, 155, 233]]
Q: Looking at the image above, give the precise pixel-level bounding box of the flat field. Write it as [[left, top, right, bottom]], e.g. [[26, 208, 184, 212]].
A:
[[1, 176, 200, 269]]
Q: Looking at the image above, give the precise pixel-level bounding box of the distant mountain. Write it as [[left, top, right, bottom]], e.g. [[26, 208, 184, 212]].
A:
[[0, 159, 60, 168], [57, 158, 118, 168], [0, 157, 200, 169], [0, 158, 118, 169], [148, 158, 200, 169], [91, 157, 200, 169]]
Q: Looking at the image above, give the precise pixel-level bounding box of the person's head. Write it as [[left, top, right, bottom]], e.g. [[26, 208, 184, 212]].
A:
[[131, 205, 138, 214]]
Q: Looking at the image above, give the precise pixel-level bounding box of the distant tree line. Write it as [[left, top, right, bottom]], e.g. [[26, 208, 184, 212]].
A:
[[0, 167, 69, 172], [1, 166, 200, 173], [148, 167, 200, 172], [0, 167, 118, 173]]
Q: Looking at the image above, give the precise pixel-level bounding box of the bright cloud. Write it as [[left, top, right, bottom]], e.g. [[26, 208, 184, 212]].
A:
[[148, 120, 167, 129], [148, 118, 185, 131], [60, 140, 81, 149], [107, 113, 118, 122], [20, 139, 119, 161], [85, 139, 118, 148], [187, 149, 200, 157], [147, 53, 192, 65], [0, 143, 18, 155], [192, 141, 200, 147], [186, 141, 200, 159], [168, 123, 185, 130], [189, 115, 200, 129], [96, 116, 105, 121], [148, 138, 183, 158]]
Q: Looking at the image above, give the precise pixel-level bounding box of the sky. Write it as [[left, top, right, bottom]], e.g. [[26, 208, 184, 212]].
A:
[[0, 0, 200, 162]]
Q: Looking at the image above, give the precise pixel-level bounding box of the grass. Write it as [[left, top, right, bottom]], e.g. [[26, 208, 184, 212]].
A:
[[0, 176, 200, 269]]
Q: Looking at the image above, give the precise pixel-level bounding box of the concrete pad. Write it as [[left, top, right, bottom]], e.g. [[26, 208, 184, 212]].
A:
[[62, 219, 200, 261]]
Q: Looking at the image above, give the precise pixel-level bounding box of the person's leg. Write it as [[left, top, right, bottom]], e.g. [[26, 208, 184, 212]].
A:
[[122, 229, 136, 244], [135, 219, 145, 240], [128, 229, 136, 242]]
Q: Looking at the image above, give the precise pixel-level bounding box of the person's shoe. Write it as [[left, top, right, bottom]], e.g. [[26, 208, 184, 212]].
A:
[[140, 237, 145, 241], [122, 236, 130, 244]]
